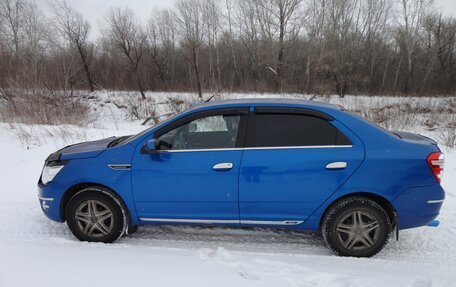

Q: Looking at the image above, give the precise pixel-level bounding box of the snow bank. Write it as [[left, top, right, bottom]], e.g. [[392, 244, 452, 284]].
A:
[[0, 92, 455, 287]]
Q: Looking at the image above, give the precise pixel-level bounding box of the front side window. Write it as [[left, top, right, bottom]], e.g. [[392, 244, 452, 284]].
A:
[[251, 113, 351, 147], [157, 114, 241, 150]]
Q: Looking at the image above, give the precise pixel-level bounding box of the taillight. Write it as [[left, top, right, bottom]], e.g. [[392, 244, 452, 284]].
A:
[[427, 152, 444, 183]]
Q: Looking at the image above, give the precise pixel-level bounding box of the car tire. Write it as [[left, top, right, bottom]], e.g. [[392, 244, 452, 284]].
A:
[[322, 197, 391, 257], [66, 187, 127, 243]]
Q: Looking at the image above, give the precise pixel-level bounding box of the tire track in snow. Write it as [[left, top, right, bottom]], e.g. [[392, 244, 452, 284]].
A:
[[1, 200, 455, 266]]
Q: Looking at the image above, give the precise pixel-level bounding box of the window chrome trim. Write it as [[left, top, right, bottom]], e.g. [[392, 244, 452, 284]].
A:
[[139, 218, 304, 226], [244, 145, 352, 151], [157, 148, 243, 153], [156, 145, 353, 153]]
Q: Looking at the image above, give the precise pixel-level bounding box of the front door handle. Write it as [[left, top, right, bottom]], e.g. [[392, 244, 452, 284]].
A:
[[326, 162, 347, 170], [213, 162, 233, 171]]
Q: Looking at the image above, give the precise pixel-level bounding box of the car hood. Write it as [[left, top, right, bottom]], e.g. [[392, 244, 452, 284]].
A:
[[46, 137, 118, 162]]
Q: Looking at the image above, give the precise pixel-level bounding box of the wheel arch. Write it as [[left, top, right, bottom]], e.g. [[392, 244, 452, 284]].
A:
[[60, 182, 131, 224], [320, 192, 397, 230]]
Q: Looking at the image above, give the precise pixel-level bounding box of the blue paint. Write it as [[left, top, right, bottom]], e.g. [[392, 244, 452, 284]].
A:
[[38, 99, 445, 235]]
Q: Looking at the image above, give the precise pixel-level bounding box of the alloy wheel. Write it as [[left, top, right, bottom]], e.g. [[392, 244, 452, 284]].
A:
[[335, 211, 380, 251], [75, 200, 114, 238]]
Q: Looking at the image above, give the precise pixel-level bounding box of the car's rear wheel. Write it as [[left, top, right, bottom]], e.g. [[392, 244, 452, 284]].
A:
[[322, 197, 391, 257], [66, 187, 126, 243]]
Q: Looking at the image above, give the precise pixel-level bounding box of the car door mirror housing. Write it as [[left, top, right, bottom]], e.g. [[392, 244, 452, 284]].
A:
[[141, 139, 158, 154]]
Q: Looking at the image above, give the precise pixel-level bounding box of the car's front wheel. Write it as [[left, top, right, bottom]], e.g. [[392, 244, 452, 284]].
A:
[[66, 187, 126, 243], [322, 197, 391, 257]]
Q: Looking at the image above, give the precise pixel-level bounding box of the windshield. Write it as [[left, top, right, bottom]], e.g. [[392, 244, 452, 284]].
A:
[[108, 135, 132, 147], [124, 112, 184, 144]]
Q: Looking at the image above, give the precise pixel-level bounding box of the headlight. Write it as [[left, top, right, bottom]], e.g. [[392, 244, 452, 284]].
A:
[[41, 164, 65, 185]]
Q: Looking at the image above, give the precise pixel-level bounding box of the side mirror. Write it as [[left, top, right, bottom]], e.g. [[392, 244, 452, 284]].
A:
[[141, 139, 158, 154]]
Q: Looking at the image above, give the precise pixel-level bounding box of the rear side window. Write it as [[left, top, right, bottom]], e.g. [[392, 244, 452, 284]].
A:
[[251, 113, 351, 147]]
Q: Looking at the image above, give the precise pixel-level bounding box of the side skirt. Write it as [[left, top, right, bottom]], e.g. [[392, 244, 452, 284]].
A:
[[139, 218, 304, 226]]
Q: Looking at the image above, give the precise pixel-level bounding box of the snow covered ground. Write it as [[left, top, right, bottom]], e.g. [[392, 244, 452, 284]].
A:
[[0, 92, 455, 287]]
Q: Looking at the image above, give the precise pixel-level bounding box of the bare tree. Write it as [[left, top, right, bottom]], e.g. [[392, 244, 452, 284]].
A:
[[52, 0, 95, 91], [146, 12, 167, 91], [0, 0, 25, 66], [259, 0, 303, 92], [237, 0, 262, 90], [359, 0, 393, 90], [224, 0, 241, 89], [397, 0, 434, 93], [160, 9, 178, 88], [176, 0, 204, 98], [145, 9, 179, 92], [1, 0, 456, 96], [106, 7, 146, 99], [203, 0, 222, 91], [22, 1, 49, 86]]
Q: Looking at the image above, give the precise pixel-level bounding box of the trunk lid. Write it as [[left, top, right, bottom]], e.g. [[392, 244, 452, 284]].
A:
[[392, 131, 438, 146]]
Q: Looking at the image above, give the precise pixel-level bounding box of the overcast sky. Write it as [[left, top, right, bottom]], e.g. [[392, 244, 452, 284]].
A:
[[37, 0, 456, 40], [37, 0, 173, 39]]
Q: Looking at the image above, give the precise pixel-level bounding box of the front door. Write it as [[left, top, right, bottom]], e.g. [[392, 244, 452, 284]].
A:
[[132, 108, 248, 224], [239, 107, 364, 225]]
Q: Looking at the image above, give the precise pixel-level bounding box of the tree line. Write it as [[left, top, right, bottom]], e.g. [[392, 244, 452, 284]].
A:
[[1, 0, 456, 98]]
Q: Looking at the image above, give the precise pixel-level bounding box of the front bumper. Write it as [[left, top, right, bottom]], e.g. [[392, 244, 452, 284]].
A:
[[38, 181, 63, 222], [393, 183, 445, 229]]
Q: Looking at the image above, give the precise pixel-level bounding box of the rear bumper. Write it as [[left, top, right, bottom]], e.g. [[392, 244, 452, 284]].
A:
[[393, 183, 445, 230]]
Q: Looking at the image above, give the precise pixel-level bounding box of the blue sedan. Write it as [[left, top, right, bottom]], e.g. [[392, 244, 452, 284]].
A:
[[38, 99, 445, 257]]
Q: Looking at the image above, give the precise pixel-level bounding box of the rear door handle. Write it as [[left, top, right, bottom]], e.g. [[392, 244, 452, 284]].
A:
[[213, 162, 234, 171], [326, 162, 347, 170]]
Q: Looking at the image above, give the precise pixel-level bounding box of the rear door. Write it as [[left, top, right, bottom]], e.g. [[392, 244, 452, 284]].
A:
[[239, 107, 364, 225]]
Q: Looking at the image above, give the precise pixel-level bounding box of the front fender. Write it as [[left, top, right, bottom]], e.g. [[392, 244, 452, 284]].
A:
[[39, 144, 139, 224]]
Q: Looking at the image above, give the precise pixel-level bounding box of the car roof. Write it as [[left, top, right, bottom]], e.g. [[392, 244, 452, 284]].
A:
[[192, 98, 341, 111]]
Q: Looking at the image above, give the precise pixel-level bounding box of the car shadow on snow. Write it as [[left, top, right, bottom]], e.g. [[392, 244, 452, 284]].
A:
[[120, 225, 331, 255], [10, 204, 453, 262]]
